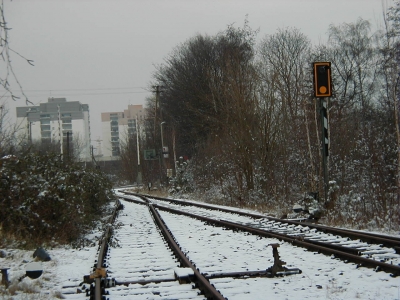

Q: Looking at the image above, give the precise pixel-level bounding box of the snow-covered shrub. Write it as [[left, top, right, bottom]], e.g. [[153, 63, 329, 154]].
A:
[[0, 152, 114, 246], [169, 157, 195, 195]]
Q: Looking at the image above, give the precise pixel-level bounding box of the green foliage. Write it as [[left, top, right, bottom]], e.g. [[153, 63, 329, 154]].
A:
[[0, 152, 114, 246]]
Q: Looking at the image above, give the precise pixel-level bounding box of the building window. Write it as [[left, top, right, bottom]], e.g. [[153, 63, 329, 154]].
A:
[[128, 119, 136, 135], [41, 132, 51, 138]]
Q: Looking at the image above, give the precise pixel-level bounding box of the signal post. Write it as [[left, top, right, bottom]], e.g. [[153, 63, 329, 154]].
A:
[[313, 62, 332, 206]]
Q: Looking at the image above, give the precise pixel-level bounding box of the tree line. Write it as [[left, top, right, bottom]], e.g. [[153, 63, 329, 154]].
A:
[[122, 6, 400, 230]]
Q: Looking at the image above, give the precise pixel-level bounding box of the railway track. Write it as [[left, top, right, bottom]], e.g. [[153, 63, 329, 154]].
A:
[[123, 191, 400, 249], [62, 190, 400, 299], [121, 191, 400, 265]]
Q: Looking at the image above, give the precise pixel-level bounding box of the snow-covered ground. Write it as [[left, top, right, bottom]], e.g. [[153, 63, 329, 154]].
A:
[[99, 196, 206, 299], [159, 209, 400, 300], [0, 196, 399, 300], [0, 236, 99, 299], [146, 195, 400, 267]]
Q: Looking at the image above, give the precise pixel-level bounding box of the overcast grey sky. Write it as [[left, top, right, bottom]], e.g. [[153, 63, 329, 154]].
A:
[[1, 0, 388, 141]]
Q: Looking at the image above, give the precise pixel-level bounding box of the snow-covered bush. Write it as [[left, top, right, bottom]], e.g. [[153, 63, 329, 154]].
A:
[[0, 152, 114, 246], [169, 157, 195, 195]]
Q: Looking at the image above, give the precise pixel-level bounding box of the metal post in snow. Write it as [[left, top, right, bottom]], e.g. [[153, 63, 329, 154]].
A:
[[313, 62, 332, 205], [320, 98, 329, 205]]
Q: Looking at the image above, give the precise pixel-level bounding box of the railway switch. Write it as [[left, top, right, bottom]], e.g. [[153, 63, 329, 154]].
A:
[[83, 267, 107, 284], [266, 243, 302, 276]]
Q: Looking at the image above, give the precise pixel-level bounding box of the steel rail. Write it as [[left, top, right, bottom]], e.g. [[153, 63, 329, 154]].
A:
[[92, 200, 121, 300], [145, 201, 400, 277], [148, 203, 226, 300], [118, 194, 400, 276], [122, 191, 400, 249]]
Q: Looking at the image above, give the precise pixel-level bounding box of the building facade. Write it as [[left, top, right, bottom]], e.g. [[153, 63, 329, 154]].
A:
[[101, 104, 144, 158], [16, 97, 91, 161]]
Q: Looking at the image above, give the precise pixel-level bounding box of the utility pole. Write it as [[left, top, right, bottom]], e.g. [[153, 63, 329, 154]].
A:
[[26, 108, 32, 143], [58, 105, 63, 160], [153, 85, 162, 138], [66, 131, 70, 161], [152, 85, 166, 186], [160, 121, 167, 184], [136, 115, 142, 185]]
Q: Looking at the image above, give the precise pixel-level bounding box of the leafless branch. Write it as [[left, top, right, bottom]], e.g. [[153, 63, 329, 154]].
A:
[[0, 0, 33, 105]]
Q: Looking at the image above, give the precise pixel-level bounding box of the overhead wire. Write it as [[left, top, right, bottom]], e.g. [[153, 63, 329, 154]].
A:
[[0, 86, 151, 98], [15, 87, 148, 92]]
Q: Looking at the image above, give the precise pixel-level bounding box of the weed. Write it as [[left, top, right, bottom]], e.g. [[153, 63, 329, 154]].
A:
[[52, 290, 65, 299]]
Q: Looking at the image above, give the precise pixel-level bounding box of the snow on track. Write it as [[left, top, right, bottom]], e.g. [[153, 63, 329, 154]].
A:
[[105, 199, 205, 299], [150, 197, 400, 266], [158, 209, 400, 300]]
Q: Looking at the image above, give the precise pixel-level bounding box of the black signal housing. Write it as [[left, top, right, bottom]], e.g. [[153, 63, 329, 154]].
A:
[[313, 62, 332, 98]]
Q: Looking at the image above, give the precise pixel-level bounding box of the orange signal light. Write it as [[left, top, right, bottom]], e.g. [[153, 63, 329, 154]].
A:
[[313, 62, 332, 98]]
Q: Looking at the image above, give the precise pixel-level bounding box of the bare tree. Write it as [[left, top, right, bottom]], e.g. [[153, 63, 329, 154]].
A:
[[328, 19, 377, 113], [382, 0, 400, 227], [258, 28, 314, 201], [152, 21, 260, 204], [0, 1, 33, 104]]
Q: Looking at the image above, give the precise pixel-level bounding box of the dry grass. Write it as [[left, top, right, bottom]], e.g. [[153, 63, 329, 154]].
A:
[[0, 280, 65, 299], [128, 187, 169, 198], [325, 279, 347, 299], [7, 281, 38, 295]]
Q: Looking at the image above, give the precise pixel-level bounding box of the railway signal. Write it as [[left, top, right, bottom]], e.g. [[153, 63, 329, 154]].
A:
[[313, 62, 332, 206], [313, 62, 332, 98]]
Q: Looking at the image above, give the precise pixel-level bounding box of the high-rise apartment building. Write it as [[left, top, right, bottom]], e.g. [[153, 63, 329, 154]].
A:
[[16, 97, 91, 161], [101, 104, 144, 158]]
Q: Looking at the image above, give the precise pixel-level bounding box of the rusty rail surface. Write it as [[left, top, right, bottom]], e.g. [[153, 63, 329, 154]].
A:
[[91, 196, 226, 299], [120, 193, 400, 277], [148, 203, 226, 300], [90, 200, 121, 300], [122, 191, 400, 249]]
